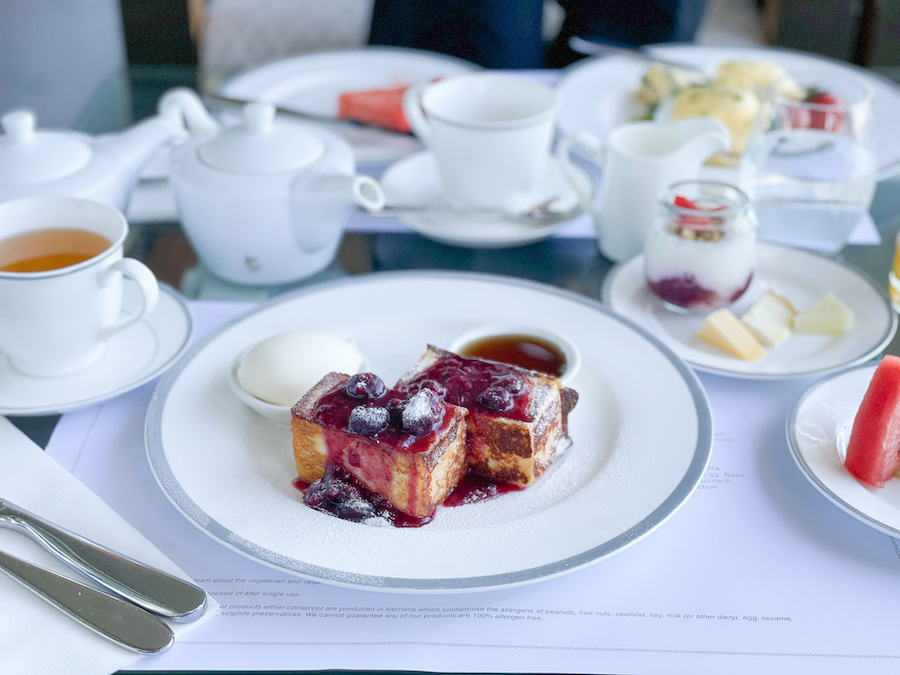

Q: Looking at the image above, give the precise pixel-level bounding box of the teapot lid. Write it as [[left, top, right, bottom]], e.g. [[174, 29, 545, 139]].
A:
[[199, 103, 324, 173], [0, 110, 92, 184]]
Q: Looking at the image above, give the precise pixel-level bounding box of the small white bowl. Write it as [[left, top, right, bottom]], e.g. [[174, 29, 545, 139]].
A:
[[446, 324, 581, 385], [228, 347, 370, 427]]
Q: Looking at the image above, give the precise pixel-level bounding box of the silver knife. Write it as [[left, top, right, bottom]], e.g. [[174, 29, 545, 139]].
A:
[[0, 498, 207, 621], [0, 549, 174, 654], [204, 92, 411, 134]]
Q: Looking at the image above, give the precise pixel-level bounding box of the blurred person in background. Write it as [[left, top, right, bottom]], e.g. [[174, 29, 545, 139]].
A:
[[368, 0, 709, 69]]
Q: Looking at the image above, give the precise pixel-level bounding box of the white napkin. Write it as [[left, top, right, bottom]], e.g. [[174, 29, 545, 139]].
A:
[[0, 416, 219, 675]]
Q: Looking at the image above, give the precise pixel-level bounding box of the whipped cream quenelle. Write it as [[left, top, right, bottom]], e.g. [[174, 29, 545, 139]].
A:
[[236, 331, 367, 406], [644, 181, 756, 313]]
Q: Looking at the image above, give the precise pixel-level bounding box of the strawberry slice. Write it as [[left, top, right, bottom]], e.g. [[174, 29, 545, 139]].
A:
[[805, 90, 844, 132]]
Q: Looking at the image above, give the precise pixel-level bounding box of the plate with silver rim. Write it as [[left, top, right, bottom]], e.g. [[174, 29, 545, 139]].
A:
[[218, 46, 480, 166], [787, 363, 900, 537], [555, 44, 900, 179], [0, 282, 193, 416], [145, 271, 712, 593], [602, 242, 897, 380]]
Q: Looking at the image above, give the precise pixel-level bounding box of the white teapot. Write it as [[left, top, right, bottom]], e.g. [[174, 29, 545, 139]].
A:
[[159, 88, 385, 285], [0, 107, 182, 211]]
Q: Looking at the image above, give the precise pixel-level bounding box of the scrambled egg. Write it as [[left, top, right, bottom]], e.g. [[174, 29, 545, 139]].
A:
[[670, 83, 762, 156]]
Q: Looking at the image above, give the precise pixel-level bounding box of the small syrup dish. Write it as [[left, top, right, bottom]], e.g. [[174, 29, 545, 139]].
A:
[[446, 324, 581, 385]]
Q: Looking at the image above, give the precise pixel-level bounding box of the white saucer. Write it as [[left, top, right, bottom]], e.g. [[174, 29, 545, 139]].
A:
[[379, 151, 593, 248], [787, 363, 900, 537], [601, 242, 897, 379], [0, 282, 194, 416]]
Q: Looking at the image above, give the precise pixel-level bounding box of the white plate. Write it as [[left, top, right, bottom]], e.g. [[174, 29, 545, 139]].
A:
[[602, 242, 897, 379], [145, 272, 712, 593], [787, 363, 900, 537], [0, 283, 193, 416], [218, 47, 479, 166], [556, 44, 900, 179], [379, 151, 592, 248]]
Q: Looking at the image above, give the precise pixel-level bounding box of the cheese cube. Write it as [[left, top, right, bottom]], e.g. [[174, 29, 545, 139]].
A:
[[696, 308, 766, 360], [740, 289, 796, 347], [793, 292, 854, 334]]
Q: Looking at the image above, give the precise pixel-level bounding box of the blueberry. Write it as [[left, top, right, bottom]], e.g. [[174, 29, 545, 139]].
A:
[[401, 389, 445, 436], [345, 373, 386, 399], [477, 385, 514, 412], [348, 405, 390, 436], [387, 397, 406, 426], [404, 378, 447, 399], [492, 372, 526, 396]]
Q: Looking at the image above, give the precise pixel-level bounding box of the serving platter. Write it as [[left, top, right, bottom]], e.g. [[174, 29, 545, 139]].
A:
[[787, 363, 900, 537], [218, 47, 479, 166], [602, 242, 897, 380], [146, 271, 712, 592], [556, 44, 900, 179]]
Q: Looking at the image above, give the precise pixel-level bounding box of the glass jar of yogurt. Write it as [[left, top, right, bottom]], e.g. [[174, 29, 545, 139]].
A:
[[644, 180, 756, 312]]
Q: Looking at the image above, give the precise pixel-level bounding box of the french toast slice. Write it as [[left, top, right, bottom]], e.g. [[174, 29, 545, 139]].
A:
[[397, 346, 578, 487], [291, 372, 468, 518]]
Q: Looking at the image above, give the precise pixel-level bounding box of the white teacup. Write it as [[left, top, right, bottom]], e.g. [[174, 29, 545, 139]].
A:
[[402, 72, 558, 210], [0, 196, 160, 377]]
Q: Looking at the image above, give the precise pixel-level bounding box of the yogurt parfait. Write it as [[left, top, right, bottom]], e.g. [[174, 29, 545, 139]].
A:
[[644, 180, 756, 312]]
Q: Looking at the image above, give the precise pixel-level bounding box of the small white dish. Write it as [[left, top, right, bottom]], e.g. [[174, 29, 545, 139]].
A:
[[787, 363, 900, 537], [446, 323, 581, 386], [0, 282, 193, 416], [378, 151, 593, 248], [228, 349, 293, 426], [229, 345, 370, 427], [602, 242, 897, 380]]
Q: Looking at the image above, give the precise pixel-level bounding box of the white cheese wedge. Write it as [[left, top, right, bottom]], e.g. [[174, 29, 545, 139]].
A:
[[696, 308, 766, 361], [793, 292, 854, 334], [740, 289, 797, 347]]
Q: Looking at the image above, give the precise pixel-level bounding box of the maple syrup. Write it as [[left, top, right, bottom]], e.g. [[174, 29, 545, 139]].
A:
[[457, 334, 566, 378]]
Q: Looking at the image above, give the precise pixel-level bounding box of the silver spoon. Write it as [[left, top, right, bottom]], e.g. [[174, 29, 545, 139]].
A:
[[362, 197, 584, 224], [0, 498, 207, 621]]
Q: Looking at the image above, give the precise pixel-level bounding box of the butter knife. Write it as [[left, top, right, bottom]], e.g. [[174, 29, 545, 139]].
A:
[[0, 549, 174, 653], [204, 93, 411, 134], [0, 499, 207, 621]]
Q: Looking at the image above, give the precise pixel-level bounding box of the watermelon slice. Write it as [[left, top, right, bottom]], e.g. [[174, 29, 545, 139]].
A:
[[844, 355, 900, 488], [337, 85, 411, 133]]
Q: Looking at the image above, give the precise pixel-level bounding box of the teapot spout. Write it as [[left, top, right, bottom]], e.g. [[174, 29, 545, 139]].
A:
[[666, 117, 732, 167], [91, 112, 184, 209]]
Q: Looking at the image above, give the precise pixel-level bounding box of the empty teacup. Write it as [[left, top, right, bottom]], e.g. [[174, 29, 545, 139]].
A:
[[0, 196, 159, 377], [402, 72, 558, 210]]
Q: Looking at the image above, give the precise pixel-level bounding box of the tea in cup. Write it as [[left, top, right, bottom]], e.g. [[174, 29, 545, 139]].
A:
[[0, 196, 159, 377], [402, 72, 558, 210]]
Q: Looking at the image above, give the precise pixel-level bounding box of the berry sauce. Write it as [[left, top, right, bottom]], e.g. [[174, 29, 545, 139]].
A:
[[648, 273, 753, 310], [295, 469, 519, 528], [406, 351, 533, 422]]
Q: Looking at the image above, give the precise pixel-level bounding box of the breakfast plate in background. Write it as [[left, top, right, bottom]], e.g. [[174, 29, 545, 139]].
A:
[[377, 151, 594, 248], [601, 242, 897, 380], [0, 282, 193, 416], [146, 271, 712, 593], [217, 47, 480, 167], [787, 363, 900, 537], [555, 44, 900, 179]]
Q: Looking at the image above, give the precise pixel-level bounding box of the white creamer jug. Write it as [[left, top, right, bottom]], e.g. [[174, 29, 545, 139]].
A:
[[562, 118, 731, 262]]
